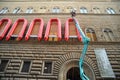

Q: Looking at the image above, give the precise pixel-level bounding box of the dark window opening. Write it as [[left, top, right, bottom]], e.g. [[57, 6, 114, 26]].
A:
[[0, 60, 9, 72], [67, 67, 82, 80], [11, 36, 17, 40], [43, 61, 52, 74], [21, 61, 31, 73]]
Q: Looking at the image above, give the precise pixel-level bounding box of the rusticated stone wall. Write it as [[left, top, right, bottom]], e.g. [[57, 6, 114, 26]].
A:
[[0, 1, 120, 80], [0, 42, 120, 80]]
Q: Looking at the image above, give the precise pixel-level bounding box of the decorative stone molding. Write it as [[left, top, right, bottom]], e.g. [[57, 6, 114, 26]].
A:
[[54, 52, 97, 80]]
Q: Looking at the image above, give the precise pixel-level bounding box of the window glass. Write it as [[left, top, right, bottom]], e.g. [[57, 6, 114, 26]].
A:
[[103, 28, 114, 41], [43, 61, 52, 74], [106, 8, 115, 14], [13, 7, 20, 14], [26, 7, 33, 13], [0, 60, 9, 72], [52, 7, 60, 13], [80, 7, 88, 13], [21, 61, 31, 73], [0, 8, 4, 14], [86, 28, 97, 41], [0, 7, 8, 14]]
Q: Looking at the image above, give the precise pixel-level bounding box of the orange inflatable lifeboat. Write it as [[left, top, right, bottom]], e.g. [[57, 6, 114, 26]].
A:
[[0, 18, 12, 40], [25, 18, 44, 41], [6, 18, 28, 41], [44, 18, 61, 41], [65, 18, 82, 41]]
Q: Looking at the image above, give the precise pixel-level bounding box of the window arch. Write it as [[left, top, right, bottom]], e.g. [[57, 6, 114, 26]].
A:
[[106, 8, 115, 14], [13, 7, 20, 14], [26, 7, 33, 13], [0, 7, 8, 14], [85, 28, 97, 41], [40, 6, 47, 13], [93, 7, 100, 13], [80, 7, 88, 13], [66, 6, 73, 13], [103, 28, 114, 41], [52, 6, 60, 13]]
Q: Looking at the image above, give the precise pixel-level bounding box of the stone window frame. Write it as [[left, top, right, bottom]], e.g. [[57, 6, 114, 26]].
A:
[[40, 6, 47, 13], [80, 7, 88, 13], [85, 28, 97, 41], [106, 7, 116, 14], [0, 7, 9, 14], [93, 7, 101, 13], [52, 6, 60, 13], [19, 60, 32, 74], [26, 7, 33, 13], [67, 6, 73, 9], [40, 6, 46, 9], [103, 28, 115, 41], [42, 60, 54, 75], [13, 7, 21, 14], [66, 6, 73, 13], [0, 59, 9, 73]]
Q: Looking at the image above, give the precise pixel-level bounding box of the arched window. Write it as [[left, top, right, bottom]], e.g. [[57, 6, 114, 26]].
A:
[[40, 6, 47, 13], [93, 7, 100, 13], [52, 7, 60, 13], [13, 7, 20, 14], [0, 7, 8, 14], [66, 6, 73, 13], [80, 7, 88, 13], [103, 28, 114, 41], [85, 28, 97, 41], [106, 8, 115, 14], [26, 7, 33, 13]]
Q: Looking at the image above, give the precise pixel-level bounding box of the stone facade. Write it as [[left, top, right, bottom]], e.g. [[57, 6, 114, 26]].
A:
[[0, 0, 120, 80], [0, 2, 120, 14]]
